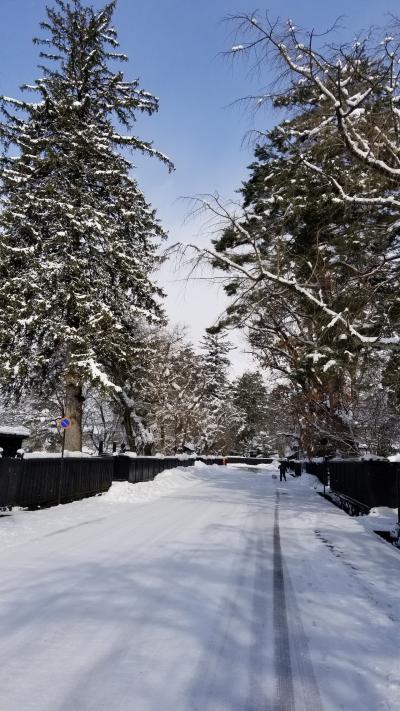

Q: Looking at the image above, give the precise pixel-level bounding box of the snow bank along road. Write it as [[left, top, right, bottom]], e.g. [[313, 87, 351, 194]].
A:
[[0, 465, 399, 711]]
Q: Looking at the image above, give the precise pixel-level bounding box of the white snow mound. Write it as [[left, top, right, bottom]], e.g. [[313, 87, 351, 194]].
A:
[[103, 467, 198, 504]]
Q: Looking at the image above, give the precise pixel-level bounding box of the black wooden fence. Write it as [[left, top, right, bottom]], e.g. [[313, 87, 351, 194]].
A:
[[305, 458, 400, 513], [0, 457, 113, 509], [287, 460, 302, 477], [0, 453, 274, 510], [305, 460, 329, 485], [113, 455, 274, 483], [196, 456, 226, 466], [0, 459, 20, 508], [329, 459, 399, 510], [113, 456, 193, 483]]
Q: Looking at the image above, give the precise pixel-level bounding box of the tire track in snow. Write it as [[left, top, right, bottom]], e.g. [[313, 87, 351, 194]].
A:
[[273, 491, 323, 711], [273, 492, 295, 711], [283, 569, 324, 711]]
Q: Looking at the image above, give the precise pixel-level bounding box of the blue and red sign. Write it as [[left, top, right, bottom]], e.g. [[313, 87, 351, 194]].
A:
[[59, 417, 73, 429]]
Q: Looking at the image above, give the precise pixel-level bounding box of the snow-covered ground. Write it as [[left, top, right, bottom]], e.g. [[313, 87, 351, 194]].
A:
[[0, 464, 398, 710]]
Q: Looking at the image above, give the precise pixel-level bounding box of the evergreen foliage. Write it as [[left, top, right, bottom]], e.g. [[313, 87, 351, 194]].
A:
[[194, 14, 400, 455], [232, 371, 271, 454], [198, 331, 241, 454], [0, 0, 172, 447], [200, 332, 231, 399]]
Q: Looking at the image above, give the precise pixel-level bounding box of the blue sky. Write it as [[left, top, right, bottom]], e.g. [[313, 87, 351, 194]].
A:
[[1, 0, 399, 371]]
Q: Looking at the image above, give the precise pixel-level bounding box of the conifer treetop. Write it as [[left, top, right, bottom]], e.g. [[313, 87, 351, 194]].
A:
[[0, 0, 172, 399], [2, 0, 174, 169]]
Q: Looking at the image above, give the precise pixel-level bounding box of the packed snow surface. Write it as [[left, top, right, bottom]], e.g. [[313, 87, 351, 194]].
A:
[[0, 464, 398, 710]]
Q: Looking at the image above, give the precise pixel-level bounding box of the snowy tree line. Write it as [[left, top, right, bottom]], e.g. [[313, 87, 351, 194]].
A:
[[0, 0, 272, 454], [189, 12, 400, 457], [0, 328, 274, 456], [2, 1, 400, 458], [0, 0, 172, 452], [0, 0, 274, 456]]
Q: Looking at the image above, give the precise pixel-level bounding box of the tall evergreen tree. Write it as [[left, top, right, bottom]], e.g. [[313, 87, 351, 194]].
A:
[[232, 371, 270, 453], [0, 0, 172, 450], [200, 331, 231, 399], [198, 332, 241, 453]]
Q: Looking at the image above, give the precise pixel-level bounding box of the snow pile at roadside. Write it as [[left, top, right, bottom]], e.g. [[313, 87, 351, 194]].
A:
[[364, 506, 398, 528], [0, 466, 205, 551], [121, 452, 192, 461], [296, 472, 324, 491], [103, 467, 199, 504], [227, 459, 280, 471], [194, 461, 224, 469], [361, 507, 399, 543], [259, 459, 280, 470]]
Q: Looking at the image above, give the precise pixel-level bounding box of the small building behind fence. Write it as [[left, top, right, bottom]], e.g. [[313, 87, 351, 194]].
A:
[[0, 426, 30, 458]]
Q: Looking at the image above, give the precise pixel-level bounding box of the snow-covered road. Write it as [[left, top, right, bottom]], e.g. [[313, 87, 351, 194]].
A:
[[0, 465, 399, 711]]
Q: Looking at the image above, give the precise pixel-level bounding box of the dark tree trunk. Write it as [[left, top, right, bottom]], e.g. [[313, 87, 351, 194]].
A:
[[64, 377, 83, 452], [160, 423, 165, 453], [122, 407, 136, 451]]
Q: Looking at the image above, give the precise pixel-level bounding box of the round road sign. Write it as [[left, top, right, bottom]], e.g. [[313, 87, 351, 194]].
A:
[[59, 417, 74, 429]]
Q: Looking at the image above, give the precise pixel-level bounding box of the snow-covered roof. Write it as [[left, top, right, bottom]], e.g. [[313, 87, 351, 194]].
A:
[[0, 426, 30, 437], [183, 442, 196, 452]]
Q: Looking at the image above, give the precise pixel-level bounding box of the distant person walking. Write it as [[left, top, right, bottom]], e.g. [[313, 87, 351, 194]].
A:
[[279, 460, 287, 482]]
